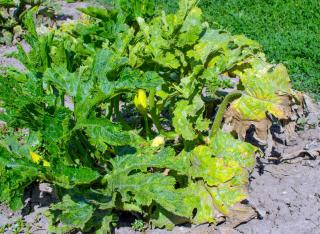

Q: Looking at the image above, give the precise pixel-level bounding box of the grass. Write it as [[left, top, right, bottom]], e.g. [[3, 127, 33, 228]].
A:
[[158, 0, 320, 100]]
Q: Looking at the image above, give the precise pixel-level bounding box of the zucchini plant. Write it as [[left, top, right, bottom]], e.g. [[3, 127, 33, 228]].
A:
[[0, 0, 298, 233]]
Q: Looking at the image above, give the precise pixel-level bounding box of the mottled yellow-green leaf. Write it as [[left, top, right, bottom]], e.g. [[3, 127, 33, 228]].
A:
[[177, 7, 203, 47], [173, 95, 204, 140], [195, 117, 211, 131], [177, 0, 198, 19], [191, 145, 245, 186], [211, 131, 257, 169], [232, 62, 292, 120], [209, 184, 247, 215], [188, 29, 232, 63], [188, 182, 216, 224]]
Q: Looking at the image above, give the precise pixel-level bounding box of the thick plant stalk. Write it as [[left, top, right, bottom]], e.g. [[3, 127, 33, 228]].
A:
[[113, 95, 130, 129], [144, 113, 150, 140], [113, 95, 122, 121], [149, 89, 162, 133], [210, 91, 242, 138], [148, 91, 180, 139], [106, 100, 113, 120]]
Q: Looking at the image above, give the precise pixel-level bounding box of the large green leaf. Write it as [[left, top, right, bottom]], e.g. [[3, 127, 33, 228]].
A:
[[42, 107, 72, 156], [177, 7, 203, 47], [0, 147, 39, 211], [47, 195, 94, 234], [172, 95, 204, 140], [135, 17, 180, 69], [108, 147, 189, 177], [75, 68, 164, 121], [0, 72, 45, 129], [188, 29, 232, 64], [93, 48, 128, 81], [99, 68, 164, 97], [75, 118, 144, 148], [47, 163, 100, 189], [103, 147, 195, 218], [44, 67, 80, 98], [114, 173, 195, 217]]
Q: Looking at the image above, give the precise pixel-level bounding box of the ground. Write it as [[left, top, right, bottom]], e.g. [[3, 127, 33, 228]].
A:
[[237, 128, 320, 234]]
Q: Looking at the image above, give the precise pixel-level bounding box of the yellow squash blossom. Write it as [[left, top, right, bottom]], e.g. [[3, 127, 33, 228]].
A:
[[30, 151, 51, 167], [134, 89, 148, 114], [151, 136, 165, 147]]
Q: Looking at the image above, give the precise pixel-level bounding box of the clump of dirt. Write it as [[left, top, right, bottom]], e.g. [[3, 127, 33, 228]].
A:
[[0, 183, 58, 234], [0, 45, 26, 71], [0, 1, 89, 71], [236, 127, 320, 234], [237, 160, 320, 234]]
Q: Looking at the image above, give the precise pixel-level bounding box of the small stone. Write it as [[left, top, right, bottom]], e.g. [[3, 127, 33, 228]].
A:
[[39, 183, 53, 193], [0, 214, 9, 226], [217, 226, 241, 234]]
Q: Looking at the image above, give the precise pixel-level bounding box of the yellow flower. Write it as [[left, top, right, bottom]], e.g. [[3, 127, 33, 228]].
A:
[[43, 160, 51, 167], [30, 151, 41, 164], [134, 89, 148, 114], [29, 151, 51, 167], [151, 136, 165, 147]]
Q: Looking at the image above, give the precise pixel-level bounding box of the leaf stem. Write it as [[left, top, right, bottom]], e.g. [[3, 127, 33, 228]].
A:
[[144, 113, 150, 140], [149, 89, 162, 133], [210, 91, 242, 138], [113, 95, 130, 129], [113, 95, 121, 119]]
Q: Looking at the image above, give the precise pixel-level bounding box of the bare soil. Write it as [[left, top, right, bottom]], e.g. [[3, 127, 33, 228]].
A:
[[236, 127, 320, 234]]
